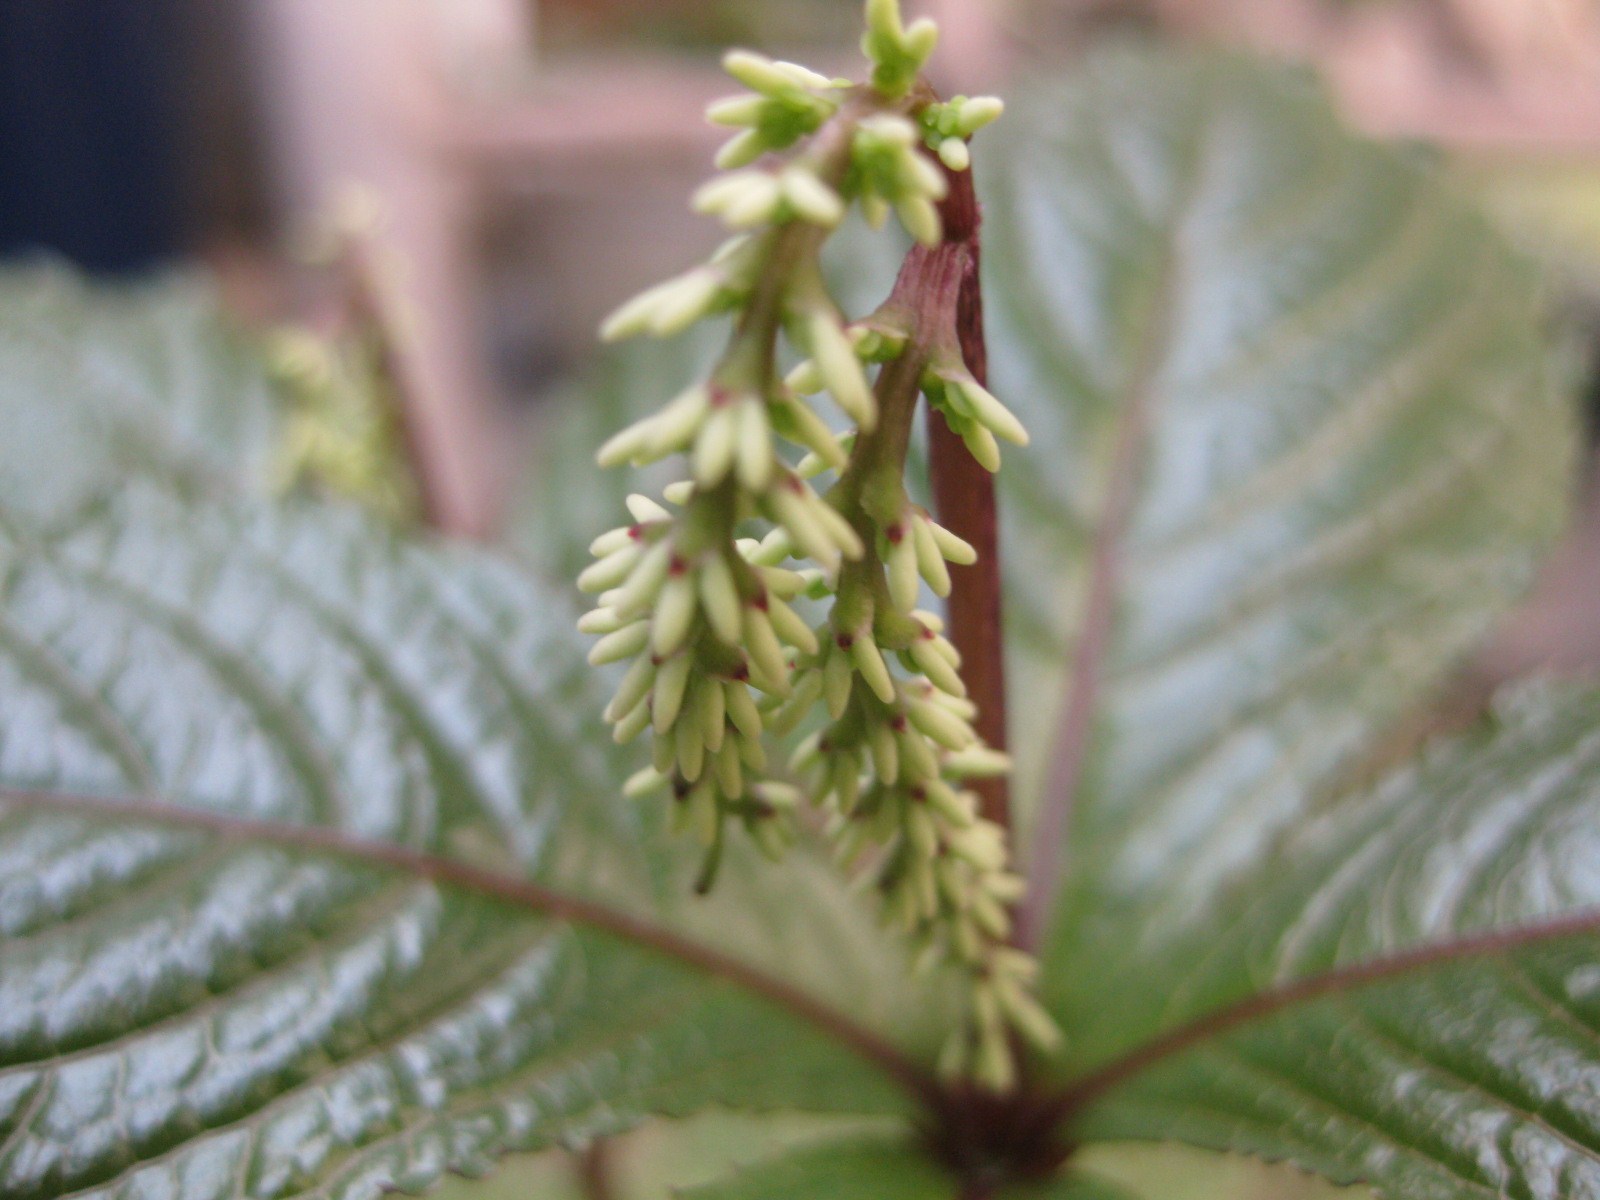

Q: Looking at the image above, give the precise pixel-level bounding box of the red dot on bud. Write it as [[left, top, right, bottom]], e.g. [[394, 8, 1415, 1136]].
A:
[[886, 524, 905, 544], [836, 633, 854, 649], [668, 555, 689, 577]]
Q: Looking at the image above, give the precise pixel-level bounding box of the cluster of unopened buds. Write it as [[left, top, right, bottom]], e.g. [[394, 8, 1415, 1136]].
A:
[[578, 0, 1057, 1091]]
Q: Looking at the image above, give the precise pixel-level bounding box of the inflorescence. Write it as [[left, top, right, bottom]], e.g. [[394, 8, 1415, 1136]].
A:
[[578, 0, 1056, 1091]]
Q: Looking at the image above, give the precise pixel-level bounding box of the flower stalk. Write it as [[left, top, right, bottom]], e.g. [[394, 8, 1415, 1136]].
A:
[[578, 0, 1053, 1091]]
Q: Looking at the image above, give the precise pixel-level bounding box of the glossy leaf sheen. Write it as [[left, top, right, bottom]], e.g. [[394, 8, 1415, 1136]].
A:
[[1072, 683, 1600, 1199], [984, 54, 1572, 1048], [0, 287, 915, 1197]]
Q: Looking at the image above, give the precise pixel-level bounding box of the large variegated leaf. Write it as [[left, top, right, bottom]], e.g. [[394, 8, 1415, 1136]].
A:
[[980, 52, 1576, 1060], [0, 266, 282, 529], [1064, 682, 1600, 1199], [0, 271, 937, 1198]]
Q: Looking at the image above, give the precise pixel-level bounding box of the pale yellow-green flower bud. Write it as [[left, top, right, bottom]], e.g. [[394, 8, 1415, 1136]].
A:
[[887, 526, 921, 613], [868, 719, 900, 784], [609, 539, 674, 619], [908, 697, 977, 750], [692, 407, 737, 488], [624, 766, 668, 798], [578, 543, 643, 594], [909, 634, 967, 698], [823, 642, 855, 719], [937, 137, 970, 172], [743, 604, 790, 688], [651, 572, 698, 657], [781, 166, 846, 227], [735, 400, 774, 490], [765, 594, 819, 654], [723, 679, 764, 739], [588, 525, 637, 558], [675, 712, 706, 782], [961, 420, 1001, 472], [850, 629, 897, 703], [807, 310, 878, 431], [577, 605, 628, 636], [697, 554, 744, 644], [910, 516, 952, 598], [652, 652, 693, 733], [715, 128, 769, 170], [589, 620, 650, 667], [948, 377, 1029, 446], [612, 697, 653, 744], [896, 195, 942, 247], [956, 96, 1004, 136], [705, 93, 767, 127], [604, 656, 656, 723], [626, 493, 674, 524]]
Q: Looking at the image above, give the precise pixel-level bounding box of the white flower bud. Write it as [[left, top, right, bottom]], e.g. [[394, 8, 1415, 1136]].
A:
[[900, 149, 949, 201], [868, 719, 900, 784], [909, 633, 966, 698], [637, 387, 709, 460], [715, 128, 769, 170], [807, 311, 878, 431], [612, 697, 653, 744], [650, 270, 726, 337], [859, 113, 917, 148], [822, 643, 854, 719], [651, 573, 698, 657], [652, 652, 693, 733], [956, 96, 1004, 136], [910, 516, 952, 598], [908, 698, 977, 750], [951, 378, 1029, 446], [926, 518, 977, 565], [764, 595, 818, 655], [897, 196, 942, 247], [896, 723, 940, 780], [723, 680, 763, 739], [743, 605, 790, 689], [609, 539, 673, 619], [698, 554, 744, 644], [943, 746, 1012, 778], [694, 406, 738, 487], [626, 493, 673, 524], [663, 480, 696, 506], [596, 418, 655, 468], [697, 678, 727, 751], [578, 605, 627, 636], [811, 497, 866, 560], [781, 166, 845, 227], [588, 526, 637, 558], [960, 420, 1001, 472], [937, 137, 970, 173], [623, 767, 668, 798], [588, 620, 650, 666], [850, 630, 897, 703], [577, 542, 642, 593], [784, 358, 823, 395], [735, 400, 773, 491], [903, 17, 938, 62], [722, 50, 798, 95], [675, 712, 706, 782], [714, 735, 744, 797], [887, 528, 921, 613], [706, 94, 767, 126], [604, 655, 656, 723]]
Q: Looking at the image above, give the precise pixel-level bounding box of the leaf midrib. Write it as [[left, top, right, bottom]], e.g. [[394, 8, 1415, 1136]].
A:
[[0, 787, 940, 1107]]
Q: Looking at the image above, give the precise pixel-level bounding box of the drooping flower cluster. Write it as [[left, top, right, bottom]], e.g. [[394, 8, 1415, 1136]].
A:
[[577, 0, 1054, 1090]]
